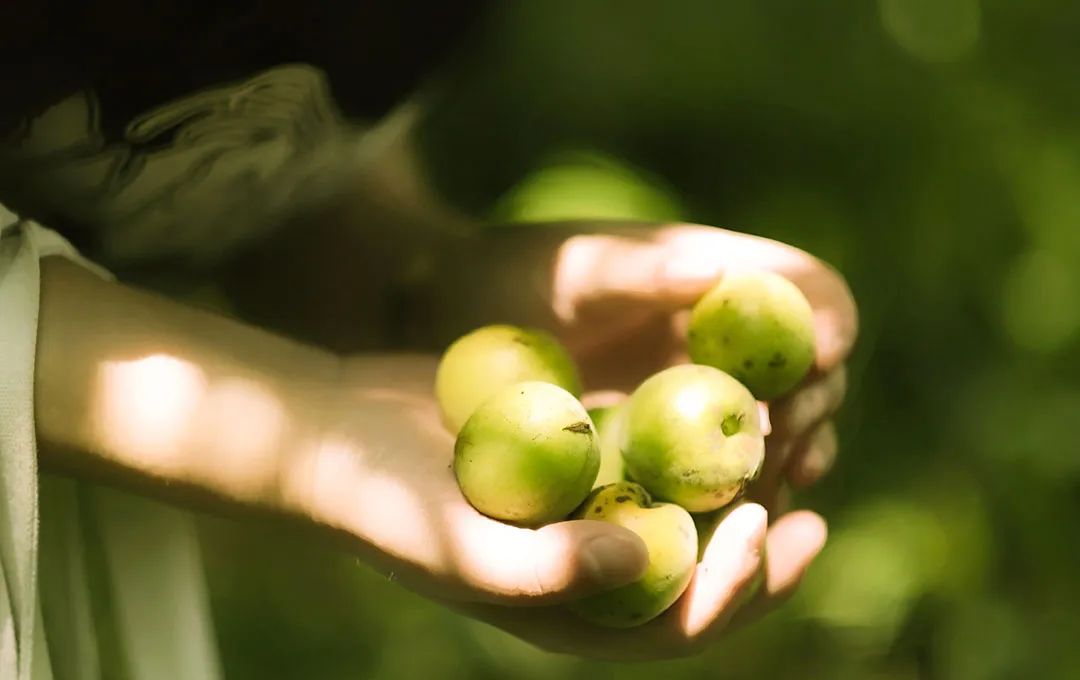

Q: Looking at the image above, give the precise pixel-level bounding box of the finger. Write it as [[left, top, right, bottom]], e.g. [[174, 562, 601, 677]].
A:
[[762, 510, 827, 598], [676, 503, 769, 639], [571, 225, 858, 370], [450, 502, 769, 659], [448, 513, 648, 605], [658, 227, 858, 371], [769, 365, 847, 438], [787, 420, 838, 488], [728, 510, 828, 629], [757, 401, 772, 437], [750, 367, 845, 509]]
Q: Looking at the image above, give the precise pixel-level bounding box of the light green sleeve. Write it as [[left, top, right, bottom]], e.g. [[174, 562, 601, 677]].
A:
[[1, 204, 222, 680]]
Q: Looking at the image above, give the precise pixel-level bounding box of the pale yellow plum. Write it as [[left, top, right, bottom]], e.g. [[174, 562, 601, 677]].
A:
[[436, 325, 582, 434], [453, 382, 599, 526], [622, 364, 765, 513], [568, 482, 697, 628], [687, 270, 815, 401]]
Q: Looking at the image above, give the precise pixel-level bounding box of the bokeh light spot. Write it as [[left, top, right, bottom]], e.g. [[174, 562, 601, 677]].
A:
[[879, 0, 980, 63], [1001, 249, 1080, 353]]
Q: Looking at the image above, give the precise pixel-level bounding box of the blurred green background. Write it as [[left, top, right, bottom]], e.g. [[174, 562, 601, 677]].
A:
[[196, 1, 1080, 678]]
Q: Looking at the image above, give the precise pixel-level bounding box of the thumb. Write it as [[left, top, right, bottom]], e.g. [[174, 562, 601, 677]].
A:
[[452, 517, 648, 605]]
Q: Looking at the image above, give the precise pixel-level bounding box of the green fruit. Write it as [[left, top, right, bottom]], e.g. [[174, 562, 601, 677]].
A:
[[587, 405, 628, 488], [568, 482, 697, 628], [622, 364, 765, 513], [454, 381, 599, 526], [687, 270, 815, 401], [436, 325, 582, 434]]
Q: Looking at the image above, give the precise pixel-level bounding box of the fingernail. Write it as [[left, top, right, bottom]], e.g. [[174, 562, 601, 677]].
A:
[[582, 533, 647, 586]]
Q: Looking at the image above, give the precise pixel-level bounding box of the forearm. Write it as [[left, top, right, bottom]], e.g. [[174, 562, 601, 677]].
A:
[[34, 257, 341, 515]]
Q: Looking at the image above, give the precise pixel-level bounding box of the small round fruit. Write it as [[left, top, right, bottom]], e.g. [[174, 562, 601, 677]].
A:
[[454, 381, 599, 526], [587, 404, 629, 489], [622, 364, 765, 513], [436, 325, 582, 433], [568, 482, 697, 628], [687, 269, 815, 400]]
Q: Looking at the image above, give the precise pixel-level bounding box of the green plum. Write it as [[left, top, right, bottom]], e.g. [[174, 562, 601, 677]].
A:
[[587, 404, 629, 489], [687, 269, 815, 401], [453, 381, 599, 526], [622, 364, 765, 513], [436, 325, 582, 434], [568, 482, 697, 628]]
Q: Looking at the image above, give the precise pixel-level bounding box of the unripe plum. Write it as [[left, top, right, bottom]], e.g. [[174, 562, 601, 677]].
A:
[[687, 270, 815, 401], [454, 381, 599, 526], [622, 364, 765, 513]]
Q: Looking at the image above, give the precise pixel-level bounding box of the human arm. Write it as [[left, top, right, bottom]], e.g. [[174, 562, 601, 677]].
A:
[[34, 257, 647, 606], [33, 211, 857, 660]]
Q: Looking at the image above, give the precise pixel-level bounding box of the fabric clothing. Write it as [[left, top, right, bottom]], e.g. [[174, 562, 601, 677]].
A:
[[1, 206, 223, 679]]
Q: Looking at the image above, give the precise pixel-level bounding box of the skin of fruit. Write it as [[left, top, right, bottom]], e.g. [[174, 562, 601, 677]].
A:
[[436, 325, 583, 434], [587, 405, 628, 489], [687, 269, 816, 401], [622, 364, 765, 513], [453, 381, 600, 526], [567, 482, 698, 628]]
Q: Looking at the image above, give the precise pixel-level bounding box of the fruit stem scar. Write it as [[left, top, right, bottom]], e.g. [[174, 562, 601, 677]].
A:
[[563, 421, 592, 434], [721, 413, 744, 437]]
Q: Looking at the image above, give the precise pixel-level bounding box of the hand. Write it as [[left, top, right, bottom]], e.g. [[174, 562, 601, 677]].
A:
[[418, 221, 856, 507], [35, 234, 843, 660], [540, 224, 856, 514], [276, 355, 823, 660], [409, 221, 857, 648]]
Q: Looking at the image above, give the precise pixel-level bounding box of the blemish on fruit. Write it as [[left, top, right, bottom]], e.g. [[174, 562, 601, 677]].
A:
[[563, 421, 593, 435]]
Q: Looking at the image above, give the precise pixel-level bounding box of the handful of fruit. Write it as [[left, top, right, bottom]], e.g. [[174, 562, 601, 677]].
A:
[[435, 270, 816, 628]]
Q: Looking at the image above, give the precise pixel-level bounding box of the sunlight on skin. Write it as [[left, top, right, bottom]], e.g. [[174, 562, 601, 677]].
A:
[[446, 503, 554, 597], [283, 436, 446, 574], [658, 227, 856, 370], [550, 226, 856, 371], [551, 235, 610, 323], [97, 354, 208, 471], [196, 377, 286, 493], [96, 354, 290, 500], [680, 503, 768, 638]]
